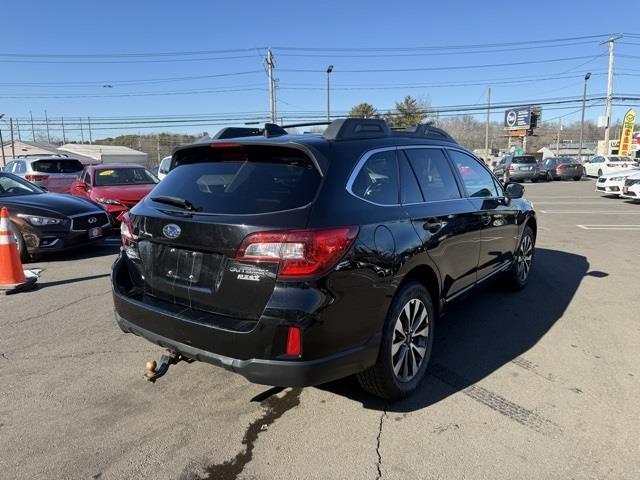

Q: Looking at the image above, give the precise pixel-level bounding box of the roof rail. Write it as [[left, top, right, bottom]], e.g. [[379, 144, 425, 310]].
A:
[[391, 123, 457, 143], [212, 123, 287, 140], [322, 118, 391, 140]]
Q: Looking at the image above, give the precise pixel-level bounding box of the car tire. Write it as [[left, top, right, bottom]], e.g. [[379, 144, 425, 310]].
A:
[[573, 177, 581, 181], [546, 172, 553, 181], [357, 281, 435, 400], [12, 225, 29, 263], [504, 225, 535, 290], [531, 178, 538, 183]]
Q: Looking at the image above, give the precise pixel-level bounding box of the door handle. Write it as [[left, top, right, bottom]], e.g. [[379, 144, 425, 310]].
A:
[[423, 218, 442, 233]]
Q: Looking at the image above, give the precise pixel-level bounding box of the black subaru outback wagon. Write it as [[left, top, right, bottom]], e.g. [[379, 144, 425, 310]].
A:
[[111, 119, 536, 399]]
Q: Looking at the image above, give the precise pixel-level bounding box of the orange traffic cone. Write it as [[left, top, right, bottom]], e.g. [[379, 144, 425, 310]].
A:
[[0, 207, 37, 294]]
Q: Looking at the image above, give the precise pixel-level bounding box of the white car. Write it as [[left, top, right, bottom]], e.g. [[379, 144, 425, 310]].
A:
[[157, 156, 172, 181], [583, 155, 638, 177], [621, 171, 640, 201], [595, 168, 640, 196]]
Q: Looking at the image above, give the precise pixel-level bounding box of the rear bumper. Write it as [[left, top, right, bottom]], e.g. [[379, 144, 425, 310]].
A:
[[115, 311, 379, 387], [111, 254, 380, 387], [508, 171, 538, 180]]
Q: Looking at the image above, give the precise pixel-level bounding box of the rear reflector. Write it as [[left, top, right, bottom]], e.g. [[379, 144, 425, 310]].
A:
[[286, 326, 301, 356], [236, 226, 358, 278]]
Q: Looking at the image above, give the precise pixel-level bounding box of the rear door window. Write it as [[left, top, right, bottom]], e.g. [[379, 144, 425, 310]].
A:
[[399, 154, 423, 204], [403, 148, 461, 201], [351, 150, 399, 205], [448, 150, 499, 198], [31, 159, 84, 173], [15, 161, 26, 174], [154, 145, 322, 214]]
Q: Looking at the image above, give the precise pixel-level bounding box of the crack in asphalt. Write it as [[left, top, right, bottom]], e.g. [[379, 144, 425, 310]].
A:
[[5, 290, 111, 327], [375, 405, 387, 480], [194, 388, 302, 480]]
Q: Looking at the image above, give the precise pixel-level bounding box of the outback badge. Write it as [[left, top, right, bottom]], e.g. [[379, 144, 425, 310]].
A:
[[162, 223, 181, 239]]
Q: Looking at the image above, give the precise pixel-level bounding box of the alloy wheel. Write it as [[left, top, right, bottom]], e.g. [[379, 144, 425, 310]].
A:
[[516, 234, 533, 282], [391, 299, 429, 382]]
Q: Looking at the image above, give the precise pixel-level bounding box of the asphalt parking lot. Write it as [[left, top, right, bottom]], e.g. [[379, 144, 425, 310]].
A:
[[1, 178, 639, 480]]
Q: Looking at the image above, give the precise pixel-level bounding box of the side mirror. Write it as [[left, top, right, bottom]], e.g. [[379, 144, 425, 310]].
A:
[[505, 182, 524, 199]]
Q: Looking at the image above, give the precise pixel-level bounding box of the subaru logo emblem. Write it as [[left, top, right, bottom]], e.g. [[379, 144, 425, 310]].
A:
[[88, 217, 97, 224], [162, 224, 181, 239]]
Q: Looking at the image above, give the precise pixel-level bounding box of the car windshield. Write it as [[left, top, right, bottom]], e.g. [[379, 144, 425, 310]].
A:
[[0, 173, 44, 197], [94, 168, 158, 186], [31, 159, 84, 174], [512, 156, 537, 164]]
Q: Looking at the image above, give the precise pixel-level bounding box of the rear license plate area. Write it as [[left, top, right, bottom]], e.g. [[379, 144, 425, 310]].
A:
[[161, 247, 204, 282]]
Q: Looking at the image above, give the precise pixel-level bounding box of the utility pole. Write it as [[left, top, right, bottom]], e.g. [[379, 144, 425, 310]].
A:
[[578, 72, 591, 162], [266, 49, 276, 123], [87, 117, 93, 144], [44, 110, 51, 144], [602, 34, 622, 154], [30, 111, 35, 141], [555, 119, 562, 156], [80, 118, 85, 143], [0, 127, 5, 166], [484, 86, 491, 161], [326, 65, 334, 122], [16, 118, 21, 141], [157, 135, 160, 164], [10, 118, 15, 157], [61, 116, 66, 144]]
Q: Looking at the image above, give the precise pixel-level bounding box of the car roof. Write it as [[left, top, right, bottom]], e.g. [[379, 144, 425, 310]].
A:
[[20, 156, 80, 163], [90, 163, 147, 170]]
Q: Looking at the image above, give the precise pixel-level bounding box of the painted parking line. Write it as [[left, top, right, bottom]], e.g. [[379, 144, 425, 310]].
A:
[[577, 224, 640, 230], [534, 201, 618, 205]]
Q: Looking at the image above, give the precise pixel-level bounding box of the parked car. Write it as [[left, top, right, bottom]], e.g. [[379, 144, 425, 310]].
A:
[[157, 156, 172, 181], [539, 157, 583, 181], [493, 155, 540, 183], [582, 155, 639, 178], [69, 164, 158, 225], [0, 172, 110, 261], [111, 118, 537, 400], [3, 155, 84, 193], [621, 172, 640, 200], [595, 168, 640, 196]]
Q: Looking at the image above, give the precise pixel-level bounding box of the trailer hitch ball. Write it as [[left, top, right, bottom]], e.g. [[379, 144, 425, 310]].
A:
[[145, 360, 157, 375]]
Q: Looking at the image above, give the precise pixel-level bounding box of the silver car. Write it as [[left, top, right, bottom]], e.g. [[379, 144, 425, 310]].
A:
[[3, 155, 85, 193]]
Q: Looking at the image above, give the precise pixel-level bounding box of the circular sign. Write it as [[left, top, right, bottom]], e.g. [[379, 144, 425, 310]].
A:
[[506, 110, 518, 127]]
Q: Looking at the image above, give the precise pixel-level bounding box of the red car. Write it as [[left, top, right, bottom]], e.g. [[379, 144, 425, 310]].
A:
[[70, 164, 158, 224]]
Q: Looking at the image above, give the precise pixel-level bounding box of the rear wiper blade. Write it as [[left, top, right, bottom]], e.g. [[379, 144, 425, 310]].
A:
[[151, 195, 200, 212]]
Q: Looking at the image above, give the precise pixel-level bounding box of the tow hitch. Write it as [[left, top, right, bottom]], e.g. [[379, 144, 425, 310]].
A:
[[144, 350, 191, 383]]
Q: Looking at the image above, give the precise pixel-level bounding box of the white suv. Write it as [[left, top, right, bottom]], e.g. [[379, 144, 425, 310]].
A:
[[583, 155, 638, 178]]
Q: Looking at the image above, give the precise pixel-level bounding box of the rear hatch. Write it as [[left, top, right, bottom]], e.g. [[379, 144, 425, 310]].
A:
[[512, 155, 537, 172], [556, 159, 581, 174], [125, 143, 323, 321], [31, 159, 84, 192]]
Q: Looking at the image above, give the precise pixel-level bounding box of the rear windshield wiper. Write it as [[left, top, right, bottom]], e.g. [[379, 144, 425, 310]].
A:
[[151, 195, 201, 212]]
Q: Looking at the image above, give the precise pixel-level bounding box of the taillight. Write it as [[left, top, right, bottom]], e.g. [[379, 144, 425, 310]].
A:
[[236, 226, 358, 278], [120, 212, 138, 259], [606, 163, 616, 167], [25, 174, 49, 181], [507, 164, 514, 171]]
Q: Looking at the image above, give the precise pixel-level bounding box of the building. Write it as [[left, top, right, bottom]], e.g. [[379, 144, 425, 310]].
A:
[[1, 140, 59, 166], [57, 144, 148, 165], [538, 142, 597, 161]]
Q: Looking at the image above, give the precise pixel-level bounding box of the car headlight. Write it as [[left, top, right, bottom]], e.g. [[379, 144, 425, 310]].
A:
[[17, 214, 63, 226], [96, 197, 122, 206], [610, 176, 625, 181]]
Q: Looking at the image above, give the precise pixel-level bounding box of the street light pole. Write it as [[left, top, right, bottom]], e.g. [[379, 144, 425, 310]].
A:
[[578, 72, 591, 162], [326, 65, 333, 123]]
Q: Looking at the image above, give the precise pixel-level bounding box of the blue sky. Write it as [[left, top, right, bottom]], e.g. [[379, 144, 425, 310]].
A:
[[0, 0, 638, 139]]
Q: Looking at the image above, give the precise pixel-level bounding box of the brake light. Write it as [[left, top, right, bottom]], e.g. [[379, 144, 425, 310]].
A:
[[210, 142, 242, 148], [286, 326, 302, 356], [236, 226, 359, 278], [606, 163, 617, 167], [507, 164, 514, 172], [25, 174, 49, 181]]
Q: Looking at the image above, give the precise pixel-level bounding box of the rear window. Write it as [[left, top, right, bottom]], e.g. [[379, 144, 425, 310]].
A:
[[94, 168, 158, 186], [32, 159, 84, 173], [512, 156, 537, 164], [152, 145, 321, 214], [558, 158, 578, 164]]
